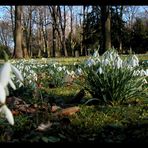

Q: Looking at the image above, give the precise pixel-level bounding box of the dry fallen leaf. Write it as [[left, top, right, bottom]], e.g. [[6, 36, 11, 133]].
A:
[[36, 122, 52, 131], [54, 106, 80, 116]]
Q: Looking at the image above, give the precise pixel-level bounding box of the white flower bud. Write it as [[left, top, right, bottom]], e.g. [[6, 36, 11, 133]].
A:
[[8, 78, 16, 90], [11, 65, 24, 82], [0, 62, 11, 87], [0, 105, 14, 125], [0, 83, 6, 104]]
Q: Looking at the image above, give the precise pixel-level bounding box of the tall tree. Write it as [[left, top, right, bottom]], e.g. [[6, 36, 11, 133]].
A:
[[69, 6, 74, 56], [49, 6, 58, 57], [14, 6, 23, 58], [58, 6, 68, 57], [10, 6, 15, 48], [101, 6, 111, 54]]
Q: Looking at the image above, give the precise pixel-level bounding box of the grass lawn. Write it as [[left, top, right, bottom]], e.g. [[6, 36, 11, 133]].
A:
[[0, 53, 148, 65]]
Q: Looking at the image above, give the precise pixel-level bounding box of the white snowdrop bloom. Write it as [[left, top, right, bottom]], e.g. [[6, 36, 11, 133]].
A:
[[66, 70, 70, 75], [114, 56, 123, 69], [93, 50, 99, 58], [53, 63, 58, 68], [95, 58, 101, 63], [4, 86, 9, 96], [62, 66, 66, 71], [73, 62, 77, 66], [25, 66, 28, 71], [75, 68, 83, 76], [29, 80, 32, 84], [18, 81, 24, 88], [102, 59, 110, 66], [97, 67, 103, 74], [142, 79, 147, 84], [33, 73, 38, 81], [86, 58, 96, 67], [132, 59, 138, 67], [11, 65, 23, 82], [133, 55, 139, 64], [41, 58, 46, 61], [145, 69, 148, 76], [50, 70, 54, 75], [0, 83, 6, 104], [128, 55, 139, 67], [108, 53, 113, 61], [0, 105, 14, 125], [0, 62, 11, 87], [69, 71, 76, 78], [133, 70, 140, 76], [8, 79, 16, 90], [57, 66, 62, 72], [140, 69, 146, 76]]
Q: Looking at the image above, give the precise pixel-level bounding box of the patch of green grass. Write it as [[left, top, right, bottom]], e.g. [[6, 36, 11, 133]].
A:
[[121, 54, 148, 61], [44, 83, 91, 104]]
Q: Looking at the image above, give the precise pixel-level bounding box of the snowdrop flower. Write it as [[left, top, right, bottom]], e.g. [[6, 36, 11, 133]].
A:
[[145, 69, 148, 76], [93, 50, 99, 58], [0, 60, 23, 125], [8, 79, 16, 90], [57, 66, 62, 72], [0, 61, 23, 89], [127, 55, 139, 67], [0, 83, 6, 104], [49, 70, 54, 75], [75, 68, 83, 76], [102, 59, 110, 66], [0, 104, 14, 125], [133, 70, 140, 76], [95, 58, 101, 63], [62, 66, 66, 71], [66, 70, 70, 75], [85, 58, 96, 67], [53, 63, 57, 68], [69, 71, 76, 78], [0, 62, 11, 87], [114, 56, 123, 69], [97, 67, 103, 74], [142, 79, 147, 84], [140, 69, 147, 76]]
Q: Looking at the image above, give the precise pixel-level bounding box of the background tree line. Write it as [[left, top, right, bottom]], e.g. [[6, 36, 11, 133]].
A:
[[0, 5, 147, 59]]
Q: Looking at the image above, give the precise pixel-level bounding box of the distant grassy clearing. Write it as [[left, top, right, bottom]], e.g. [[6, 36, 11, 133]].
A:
[[0, 54, 147, 65]]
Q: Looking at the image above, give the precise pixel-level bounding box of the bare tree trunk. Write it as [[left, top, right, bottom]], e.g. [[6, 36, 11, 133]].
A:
[[49, 6, 59, 57], [101, 6, 111, 54], [41, 7, 49, 57], [27, 6, 33, 57], [52, 25, 56, 57], [119, 6, 123, 53], [10, 6, 15, 50], [82, 5, 87, 56], [58, 6, 68, 57], [69, 6, 74, 57], [14, 6, 23, 58], [22, 27, 29, 58], [37, 26, 42, 57], [105, 6, 111, 50]]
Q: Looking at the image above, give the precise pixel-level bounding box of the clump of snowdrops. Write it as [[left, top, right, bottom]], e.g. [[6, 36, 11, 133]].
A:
[[0, 51, 23, 125], [12, 59, 76, 88], [81, 48, 148, 106]]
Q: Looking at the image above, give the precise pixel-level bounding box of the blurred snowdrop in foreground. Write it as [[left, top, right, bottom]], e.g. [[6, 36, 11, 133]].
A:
[[0, 58, 23, 125], [0, 105, 14, 125]]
